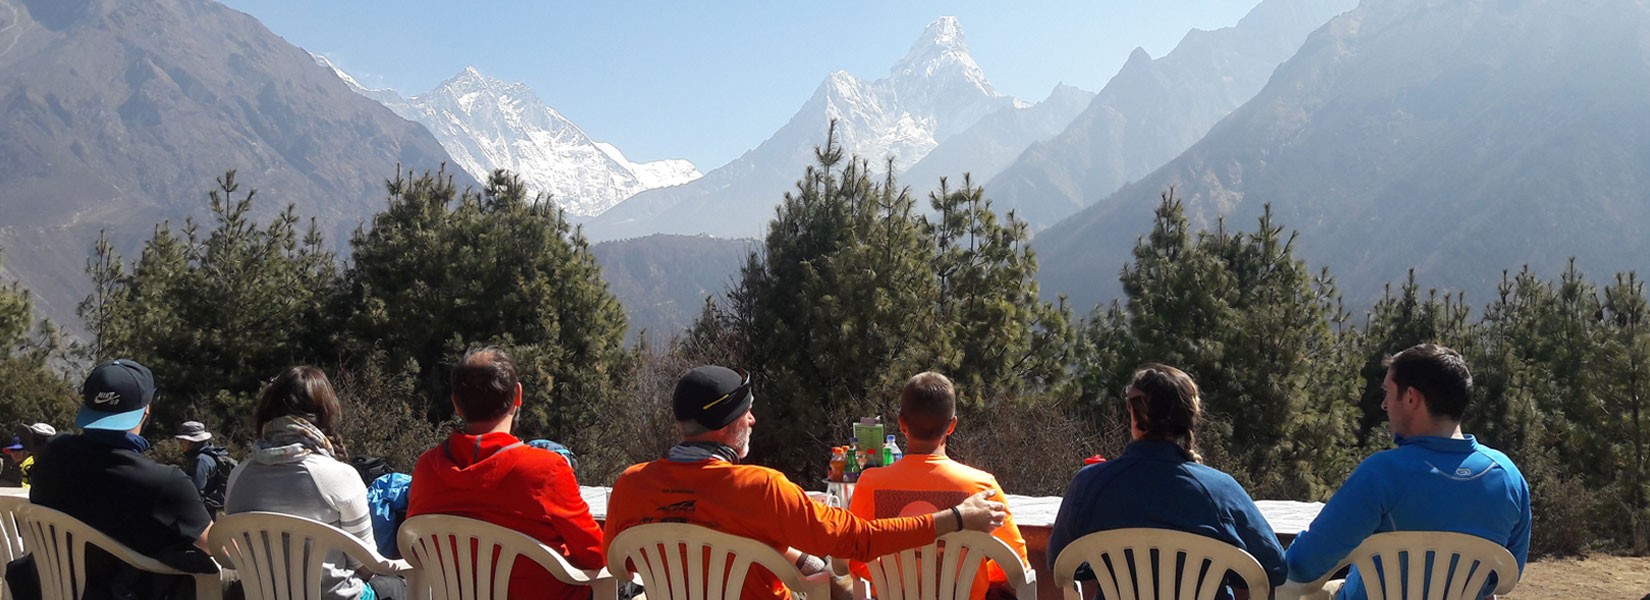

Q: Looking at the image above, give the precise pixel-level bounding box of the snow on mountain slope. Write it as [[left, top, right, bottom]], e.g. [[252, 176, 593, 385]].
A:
[[316, 57, 700, 216], [584, 16, 1017, 241]]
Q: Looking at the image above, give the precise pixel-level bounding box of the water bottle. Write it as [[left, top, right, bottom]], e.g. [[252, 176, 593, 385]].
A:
[[884, 434, 902, 464]]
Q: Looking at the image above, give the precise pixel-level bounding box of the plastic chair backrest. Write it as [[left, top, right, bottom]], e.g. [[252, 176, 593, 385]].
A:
[[1345, 531, 1519, 600], [861, 530, 1037, 600], [607, 523, 831, 600], [1051, 528, 1270, 600], [0, 496, 28, 600], [397, 513, 618, 600], [208, 511, 412, 600], [15, 503, 222, 600]]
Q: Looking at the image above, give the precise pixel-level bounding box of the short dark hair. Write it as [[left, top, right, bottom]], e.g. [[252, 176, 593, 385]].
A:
[[451, 346, 519, 422], [1384, 343, 1471, 421], [899, 372, 955, 441]]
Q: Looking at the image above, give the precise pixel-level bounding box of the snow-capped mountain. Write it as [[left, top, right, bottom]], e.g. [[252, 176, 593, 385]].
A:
[[583, 17, 1019, 241], [316, 58, 700, 217]]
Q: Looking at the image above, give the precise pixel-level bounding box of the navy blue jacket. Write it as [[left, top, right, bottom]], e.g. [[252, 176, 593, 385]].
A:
[[1048, 440, 1287, 598]]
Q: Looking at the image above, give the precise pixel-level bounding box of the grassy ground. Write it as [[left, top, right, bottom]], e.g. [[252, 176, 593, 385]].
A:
[[1507, 555, 1649, 599]]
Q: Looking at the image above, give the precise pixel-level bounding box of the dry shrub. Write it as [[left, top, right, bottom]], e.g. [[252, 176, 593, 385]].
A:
[[573, 344, 707, 486], [948, 395, 1128, 497], [333, 355, 449, 473]]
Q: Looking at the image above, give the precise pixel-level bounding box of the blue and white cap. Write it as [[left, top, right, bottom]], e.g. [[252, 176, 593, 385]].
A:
[[77, 359, 157, 431]]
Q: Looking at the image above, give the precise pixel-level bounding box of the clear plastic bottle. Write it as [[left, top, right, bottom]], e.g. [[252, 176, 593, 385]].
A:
[[884, 434, 902, 464], [830, 446, 847, 482]]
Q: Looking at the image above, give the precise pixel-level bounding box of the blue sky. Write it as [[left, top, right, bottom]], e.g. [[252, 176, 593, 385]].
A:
[[219, 1, 1261, 170]]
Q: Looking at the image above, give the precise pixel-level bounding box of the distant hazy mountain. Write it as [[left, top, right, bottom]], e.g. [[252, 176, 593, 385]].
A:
[[986, 0, 1358, 228], [900, 83, 1094, 195], [0, 0, 466, 331], [590, 234, 754, 344], [584, 17, 1017, 242], [318, 60, 701, 217], [1036, 0, 1650, 311]]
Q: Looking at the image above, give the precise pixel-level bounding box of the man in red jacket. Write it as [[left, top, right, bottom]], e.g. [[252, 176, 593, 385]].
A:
[[408, 346, 604, 600]]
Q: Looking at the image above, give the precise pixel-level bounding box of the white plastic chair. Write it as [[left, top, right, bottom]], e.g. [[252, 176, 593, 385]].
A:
[[397, 513, 619, 600], [0, 495, 29, 600], [208, 511, 413, 600], [607, 523, 832, 600], [1277, 531, 1519, 600], [15, 503, 222, 600], [1051, 528, 1271, 600], [856, 530, 1037, 600]]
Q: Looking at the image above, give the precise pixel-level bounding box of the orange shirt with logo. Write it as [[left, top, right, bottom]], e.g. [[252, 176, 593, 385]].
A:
[[603, 458, 936, 600], [848, 453, 1028, 600]]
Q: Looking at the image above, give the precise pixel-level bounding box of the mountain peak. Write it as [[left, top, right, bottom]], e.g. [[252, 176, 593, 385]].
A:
[[889, 16, 996, 100], [920, 16, 965, 48]]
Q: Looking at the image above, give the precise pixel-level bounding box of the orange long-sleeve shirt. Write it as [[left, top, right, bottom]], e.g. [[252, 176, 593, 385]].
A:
[[603, 458, 936, 600], [409, 431, 605, 600]]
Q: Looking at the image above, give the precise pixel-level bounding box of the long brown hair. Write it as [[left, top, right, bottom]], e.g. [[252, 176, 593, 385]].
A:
[[253, 365, 347, 455], [1125, 363, 1204, 463]]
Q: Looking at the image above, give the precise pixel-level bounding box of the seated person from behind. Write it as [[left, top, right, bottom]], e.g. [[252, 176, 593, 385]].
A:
[[848, 372, 1028, 600], [1047, 364, 1286, 600], [25, 359, 218, 599], [224, 366, 405, 600], [1284, 344, 1530, 600], [407, 346, 604, 600], [603, 365, 1008, 600]]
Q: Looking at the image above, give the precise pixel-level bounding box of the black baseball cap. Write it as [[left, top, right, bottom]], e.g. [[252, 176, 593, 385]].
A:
[[673, 366, 754, 431], [77, 359, 157, 431]]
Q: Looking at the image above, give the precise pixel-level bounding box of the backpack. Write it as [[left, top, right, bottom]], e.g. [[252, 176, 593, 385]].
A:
[[197, 446, 236, 512]]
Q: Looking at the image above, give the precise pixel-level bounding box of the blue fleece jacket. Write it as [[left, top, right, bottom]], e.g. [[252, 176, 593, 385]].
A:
[[1048, 440, 1287, 599], [1284, 435, 1530, 600]]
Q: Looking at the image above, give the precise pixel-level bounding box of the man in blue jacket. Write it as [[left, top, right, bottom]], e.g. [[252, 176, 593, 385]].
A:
[[1285, 344, 1530, 600]]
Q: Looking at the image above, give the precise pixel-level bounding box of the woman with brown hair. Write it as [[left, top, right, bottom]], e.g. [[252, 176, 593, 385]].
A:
[[1046, 364, 1286, 600], [224, 366, 404, 600]]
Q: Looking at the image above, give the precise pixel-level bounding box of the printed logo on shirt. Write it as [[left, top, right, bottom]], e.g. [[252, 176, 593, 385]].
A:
[[660, 499, 696, 513]]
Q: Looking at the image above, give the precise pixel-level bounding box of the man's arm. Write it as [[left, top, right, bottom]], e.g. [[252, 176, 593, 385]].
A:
[[1046, 469, 1094, 575], [985, 478, 1029, 565], [1283, 459, 1392, 583], [1226, 490, 1288, 587], [190, 454, 214, 494], [1507, 477, 1532, 574], [769, 469, 1003, 561], [540, 453, 606, 568]]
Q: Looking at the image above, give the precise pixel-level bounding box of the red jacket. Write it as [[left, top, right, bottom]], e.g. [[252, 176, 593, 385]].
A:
[[410, 431, 604, 600]]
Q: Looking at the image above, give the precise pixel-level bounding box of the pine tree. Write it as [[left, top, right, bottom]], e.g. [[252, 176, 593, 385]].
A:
[[78, 171, 344, 439], [1599, 272, 1650, 550], [0, 250, 78, 428], [928, 175, 1074, 406], [1084, 191, 1355, 498], [346, 167, 628, 441], [720, 126, 939, 480]]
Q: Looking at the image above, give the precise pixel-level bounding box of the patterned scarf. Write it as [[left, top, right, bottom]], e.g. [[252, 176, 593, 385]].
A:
[[251, 415, 335, 464], [666, 440, 739, 464]]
